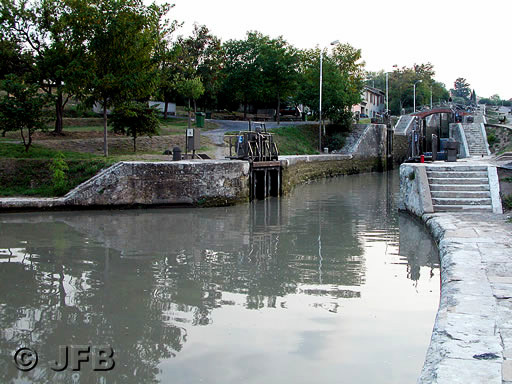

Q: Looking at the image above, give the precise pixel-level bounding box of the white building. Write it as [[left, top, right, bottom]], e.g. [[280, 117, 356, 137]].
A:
[[352, 86, 385, 118]]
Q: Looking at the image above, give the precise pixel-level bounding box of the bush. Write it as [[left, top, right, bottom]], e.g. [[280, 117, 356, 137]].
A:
[[326, 133, 346, 151], [503, 194, 512, 210], [50, 152, 69, 195], [487, 132, 497, 146]]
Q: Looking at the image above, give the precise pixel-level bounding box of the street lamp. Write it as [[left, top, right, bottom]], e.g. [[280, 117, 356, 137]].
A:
[[385, 65, 397, 114], [413, 80, 422, 113], [319, 40, 339, 152]]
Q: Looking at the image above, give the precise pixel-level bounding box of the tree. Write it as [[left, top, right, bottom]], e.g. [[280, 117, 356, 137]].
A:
[[0, 74, 50, 151], [181, 24, 224, 112], [386, 63, 448, 114], [176, 77, 205, 129], [470, 89, 477, 105], [451, 77, 471, 100], [296, 44, 364, 129], [1, 0, 90, 134], [221, 32, 267, 120], [111, 102, 160, 152], [259, 36, 299, 124], [83, 0, 170, 156]]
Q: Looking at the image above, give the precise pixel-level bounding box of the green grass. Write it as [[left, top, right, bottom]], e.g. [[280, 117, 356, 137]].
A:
[[224, 125, 320, 155], [0, 158, 113, 197], [269, 125, 319, 155], [0, 143, 115, 197], [0, 143, 102, 159]]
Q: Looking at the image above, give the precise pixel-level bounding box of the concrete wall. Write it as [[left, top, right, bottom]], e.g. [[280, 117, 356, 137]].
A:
[[0, 124, 388, 212], [280, 155, 382, 195], [398, 163, 434, 216], [449, 123, 470, 158], [280, 124, 388, 194], [0, 160, 251, 211]]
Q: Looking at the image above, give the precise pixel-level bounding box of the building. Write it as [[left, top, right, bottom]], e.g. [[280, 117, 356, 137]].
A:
[[352, 86, 385, 118]]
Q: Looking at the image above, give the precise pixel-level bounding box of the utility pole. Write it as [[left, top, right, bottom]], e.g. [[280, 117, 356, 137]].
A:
[[319, 50, 323, 152]]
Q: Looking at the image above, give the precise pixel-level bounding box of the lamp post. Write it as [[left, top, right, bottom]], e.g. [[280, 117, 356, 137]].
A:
[[413, 80, 422, 113], [385, 65, 397, 114], [319, 40, 339, 152]]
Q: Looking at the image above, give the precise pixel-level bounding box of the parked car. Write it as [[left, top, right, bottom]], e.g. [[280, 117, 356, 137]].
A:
[[279, 106, 300, 116], [359, 113, 369, 118]]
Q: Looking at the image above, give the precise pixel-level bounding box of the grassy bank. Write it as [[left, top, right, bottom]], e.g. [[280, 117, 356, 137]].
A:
[[0, 143, 114, 197], [270, 125, 319, 155]]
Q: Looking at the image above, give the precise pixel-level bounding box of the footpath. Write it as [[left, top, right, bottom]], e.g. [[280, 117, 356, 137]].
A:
[[417, 211, 512, 383]]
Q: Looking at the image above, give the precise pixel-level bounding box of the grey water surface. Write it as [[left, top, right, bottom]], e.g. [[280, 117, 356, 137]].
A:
[[0, 170, 439, 384]]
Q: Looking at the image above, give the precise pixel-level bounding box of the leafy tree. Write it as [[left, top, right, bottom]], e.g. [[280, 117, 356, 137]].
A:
[[386, 63, 448, 114], [259, 36, 299, 124], [0, 74, 50, 151], [451, 77, 471, 100], [111, 102, 160, 152], [180, 24, 224, 112], [296, 44, 364, 129], [155, 42, 182, 119], [221, 32, 267, 120], [83, 0, 170, 156], [1, 0, 90, 134], [176, 77, 205, 129]]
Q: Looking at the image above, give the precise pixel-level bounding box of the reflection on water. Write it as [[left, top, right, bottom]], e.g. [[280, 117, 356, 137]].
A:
[[0, 171, 439, 384]]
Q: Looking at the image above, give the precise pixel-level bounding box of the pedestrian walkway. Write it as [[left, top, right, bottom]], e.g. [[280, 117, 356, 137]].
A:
[[463, 123, 491, 157], [418, 212, 512, 383]]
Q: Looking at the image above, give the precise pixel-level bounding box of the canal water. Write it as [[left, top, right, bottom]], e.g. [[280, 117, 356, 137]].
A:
[[0, 171, 439, 384]]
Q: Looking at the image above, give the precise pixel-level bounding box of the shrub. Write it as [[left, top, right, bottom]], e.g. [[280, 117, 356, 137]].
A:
[[503, 194, 512, 210], [50, 152, 69, 195], [487, 132, 497, 146]]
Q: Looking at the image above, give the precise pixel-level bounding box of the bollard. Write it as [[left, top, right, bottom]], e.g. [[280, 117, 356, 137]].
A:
[[172, 146, 182, 161]]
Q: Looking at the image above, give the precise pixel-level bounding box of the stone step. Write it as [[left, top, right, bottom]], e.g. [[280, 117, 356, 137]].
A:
[[431, 191, 491, 199], [428, 177, 489, 185], [433, 205, 493, 212], [432, 197, 492, 206], [426, 171, 488, 178], [426, 166, 488, 172], [429, 184, 490, 191]]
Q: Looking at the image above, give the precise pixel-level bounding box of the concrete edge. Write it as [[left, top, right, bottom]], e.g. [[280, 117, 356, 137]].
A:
[[481, 123, 491, 156], [351, 124, 374, 153], [488, 166, 503, 214], [416, 212, 504, 384], [418, 166, 434, 213], [458, 123, 471, 159]]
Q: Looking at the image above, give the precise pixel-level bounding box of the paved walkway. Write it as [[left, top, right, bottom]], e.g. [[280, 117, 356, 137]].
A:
[[418, 211, 512, 383]]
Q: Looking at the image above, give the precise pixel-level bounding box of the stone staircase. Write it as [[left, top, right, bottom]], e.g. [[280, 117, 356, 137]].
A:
[[462, 124, 489, 157], [394, 115, 414, 135], [427, 166, 493, 212]]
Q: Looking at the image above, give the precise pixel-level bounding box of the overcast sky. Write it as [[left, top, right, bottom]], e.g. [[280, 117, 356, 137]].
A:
[[166, 0, 511, 99]]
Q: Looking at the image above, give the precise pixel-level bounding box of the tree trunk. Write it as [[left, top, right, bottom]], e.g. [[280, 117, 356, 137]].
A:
[[164, 99, 169, 120], [276, 93, 281, 125], [193, 99, 197, 114], [133, 131, 137, 152], [20, 128, 32, 152], [103, 101, 108, 157], [54, 90, 64, 135], [243, 98, 247, 121]]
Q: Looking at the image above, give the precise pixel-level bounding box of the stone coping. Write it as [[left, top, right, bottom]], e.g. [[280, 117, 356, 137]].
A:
[[416, 211, 512, 383]]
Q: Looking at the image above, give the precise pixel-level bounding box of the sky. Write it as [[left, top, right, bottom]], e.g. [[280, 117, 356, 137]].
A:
[[161, 0, 512, 99]]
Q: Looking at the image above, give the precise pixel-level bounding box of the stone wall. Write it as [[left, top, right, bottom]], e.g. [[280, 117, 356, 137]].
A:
[[280, 124, 388, 195], [280, 155, 382, 195], [398, 163, 433, 216], [0, 160, 250, 211]]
